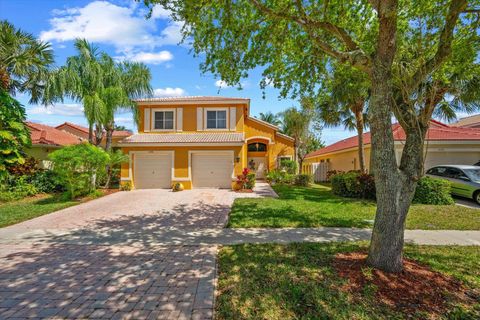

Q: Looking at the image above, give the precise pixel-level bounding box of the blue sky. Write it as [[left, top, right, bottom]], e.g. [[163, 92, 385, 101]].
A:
[[1, 0, 361, 144]]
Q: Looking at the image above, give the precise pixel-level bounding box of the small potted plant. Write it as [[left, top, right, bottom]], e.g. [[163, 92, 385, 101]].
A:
[[172, 182, 184, 192]]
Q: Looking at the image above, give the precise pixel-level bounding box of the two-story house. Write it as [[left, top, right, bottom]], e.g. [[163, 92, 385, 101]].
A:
[[119, 96, 295, 189]]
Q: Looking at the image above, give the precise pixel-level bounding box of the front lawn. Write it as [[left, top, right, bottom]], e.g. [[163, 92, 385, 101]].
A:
[[216, 243, 480, 319], [228, 184, 480, 229]]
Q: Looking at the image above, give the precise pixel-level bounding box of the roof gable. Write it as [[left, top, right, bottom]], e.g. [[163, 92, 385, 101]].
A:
[[27, 122, 83, 146]]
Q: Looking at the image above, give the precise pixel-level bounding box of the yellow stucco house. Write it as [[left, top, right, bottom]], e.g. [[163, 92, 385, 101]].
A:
[[119, 96, 295, 189]]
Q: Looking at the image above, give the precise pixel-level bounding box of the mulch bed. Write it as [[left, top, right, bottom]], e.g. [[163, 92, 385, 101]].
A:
[[333, 252, 477, 316]]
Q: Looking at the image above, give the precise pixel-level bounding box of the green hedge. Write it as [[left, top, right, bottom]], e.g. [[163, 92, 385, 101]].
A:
[[295, 174, 312, 186], [331, 171, 376, 199], [413, 176, 454, 205], [331, 172, 454, 205]]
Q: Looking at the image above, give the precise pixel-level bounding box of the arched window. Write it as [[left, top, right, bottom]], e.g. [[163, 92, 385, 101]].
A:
[[248, 142, 267, 152]]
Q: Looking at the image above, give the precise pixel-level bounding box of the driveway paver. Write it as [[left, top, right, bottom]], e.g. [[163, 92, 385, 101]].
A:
[[0, 186, 256, 320]]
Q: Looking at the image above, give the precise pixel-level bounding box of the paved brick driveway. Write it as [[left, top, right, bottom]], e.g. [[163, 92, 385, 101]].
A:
[[0, 188, 242, 320]]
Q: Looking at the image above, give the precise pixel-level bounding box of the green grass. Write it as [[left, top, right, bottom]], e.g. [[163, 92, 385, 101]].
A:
[[0, 194, 79, 228], [216, 243, 480, 320], [228, 184, 480, 229]]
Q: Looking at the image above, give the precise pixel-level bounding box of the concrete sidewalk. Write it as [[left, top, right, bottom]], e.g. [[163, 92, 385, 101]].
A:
[[1, 227, 479, 249]]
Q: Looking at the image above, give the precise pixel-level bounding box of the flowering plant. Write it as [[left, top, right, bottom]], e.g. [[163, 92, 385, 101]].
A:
[[236, 168, 256, 189]]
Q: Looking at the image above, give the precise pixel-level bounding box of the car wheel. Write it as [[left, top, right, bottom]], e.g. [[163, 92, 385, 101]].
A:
[[474, 191, 480, 205]]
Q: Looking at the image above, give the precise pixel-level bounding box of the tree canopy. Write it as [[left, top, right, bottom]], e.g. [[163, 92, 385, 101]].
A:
[[143, 0, 480, 272], [0, 20, 54, 103]]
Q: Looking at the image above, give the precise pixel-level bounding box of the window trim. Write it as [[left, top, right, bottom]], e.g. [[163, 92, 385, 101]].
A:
[[151, 108, 176, 132], [203, 107, 229, 131]]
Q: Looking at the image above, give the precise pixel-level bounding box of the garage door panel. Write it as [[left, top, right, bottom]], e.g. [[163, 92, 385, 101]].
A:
[[134, 153, 172, 189], [192, 153, 233, 188]]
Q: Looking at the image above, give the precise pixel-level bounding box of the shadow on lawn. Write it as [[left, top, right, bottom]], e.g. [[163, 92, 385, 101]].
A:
[[216, 242, 393, 319]]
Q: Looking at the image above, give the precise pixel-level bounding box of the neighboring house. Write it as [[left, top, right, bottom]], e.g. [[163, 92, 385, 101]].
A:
[[451, 114, 480, 128], [25, 122, 83, 168], [118, 96, 295, 189], [55, 122, 132, 148], [303, 120, 480, 180]]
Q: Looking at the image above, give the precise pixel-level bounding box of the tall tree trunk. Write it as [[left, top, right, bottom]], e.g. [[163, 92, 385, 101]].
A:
[[105, 125, 113, 152], [0, 67, 10, 91], [366, 0, 409, 273], [353, 104, 366, 173], [88, 123, 94, 144], [104, 123, 114, 189], [94, 124, 103, 146]]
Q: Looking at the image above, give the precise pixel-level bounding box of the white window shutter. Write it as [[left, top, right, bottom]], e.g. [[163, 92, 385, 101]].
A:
[[229, 107, 236, 131], [144, 108, 150, 132], [176, 108, 183, 131], [197, 107, 203, 131]]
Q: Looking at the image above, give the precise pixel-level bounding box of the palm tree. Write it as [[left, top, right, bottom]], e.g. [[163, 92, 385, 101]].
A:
[[0, 20, 54, 102], [48, 39, 106, 143], [281, 98, 317, 170], [259, 111, 281, 126], [318, 65, 370, 172], [98, 55, 152, 151]]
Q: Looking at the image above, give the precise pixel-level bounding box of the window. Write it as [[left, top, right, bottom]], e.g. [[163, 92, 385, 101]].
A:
[[427, 166, 447, 176], [154, 111, 174, 130], [248, 142, 267, 152], [206, 110, 227, 129]]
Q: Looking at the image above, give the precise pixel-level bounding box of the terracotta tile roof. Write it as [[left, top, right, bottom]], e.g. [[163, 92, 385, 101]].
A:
[[26, 122, 83, 146], [305, 120, 480, 159], [120, 132, 245, 144], [55, 122, 132, 137], [451, 114, 480, 128], [134, 96, 250, 103]]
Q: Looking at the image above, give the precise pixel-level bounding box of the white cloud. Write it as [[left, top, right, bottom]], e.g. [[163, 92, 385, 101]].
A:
[[150, 5, 172, 19], [153, 87, 187, 97], [215, 80, 231, 89], [29, 104, 84, 116], [120, 50, 173, 64], [40, 1, 183, 55], [215, 80, 249, 89]]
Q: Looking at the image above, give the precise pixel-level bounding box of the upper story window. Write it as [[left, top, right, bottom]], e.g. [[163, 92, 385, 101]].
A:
[[154, 110, 174, 130], [248, 142, 267, 152], [206, 110, 227, 129]]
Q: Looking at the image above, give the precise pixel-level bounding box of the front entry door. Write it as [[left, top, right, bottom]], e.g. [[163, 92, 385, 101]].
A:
[[248, 157, 267, 179]]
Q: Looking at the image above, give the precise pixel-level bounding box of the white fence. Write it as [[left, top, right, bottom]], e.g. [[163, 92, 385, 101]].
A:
[[304, 162, 330, 182]]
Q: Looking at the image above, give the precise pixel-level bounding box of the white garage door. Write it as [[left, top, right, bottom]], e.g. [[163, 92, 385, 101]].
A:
[[192, 153, 233, 188], [134, 153, 172, 189]]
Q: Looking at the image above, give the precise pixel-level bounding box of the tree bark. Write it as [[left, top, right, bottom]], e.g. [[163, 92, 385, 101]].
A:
[[104, 123, 114, 189], [88, 123, 94, 144], [105, 125, 113, 152], [353, 103, 366, 173], [94, 124, 103, 146], [366, 0, 408, 273]]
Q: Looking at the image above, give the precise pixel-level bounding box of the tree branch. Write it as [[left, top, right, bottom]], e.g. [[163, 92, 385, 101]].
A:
[[408, 0, 468, 92], [249, 0, 371, 72]]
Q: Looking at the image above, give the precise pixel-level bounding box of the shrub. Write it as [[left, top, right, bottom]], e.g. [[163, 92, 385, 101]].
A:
[[413, 176, 454, 205], [120, 181, 132, 191], [29, 170, 65, 193], [0, 175, 37, 202], [49, 143, 110, 199], [237, 168, 256, 189], [326, 170, 344, 181], [331, 172, 376, 199], [245, 172, 256, 189], [279, 159, 298, 174], [7, 157, 38, 176], [295, 174, 313, 186], [266, 169, 295, 184]]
